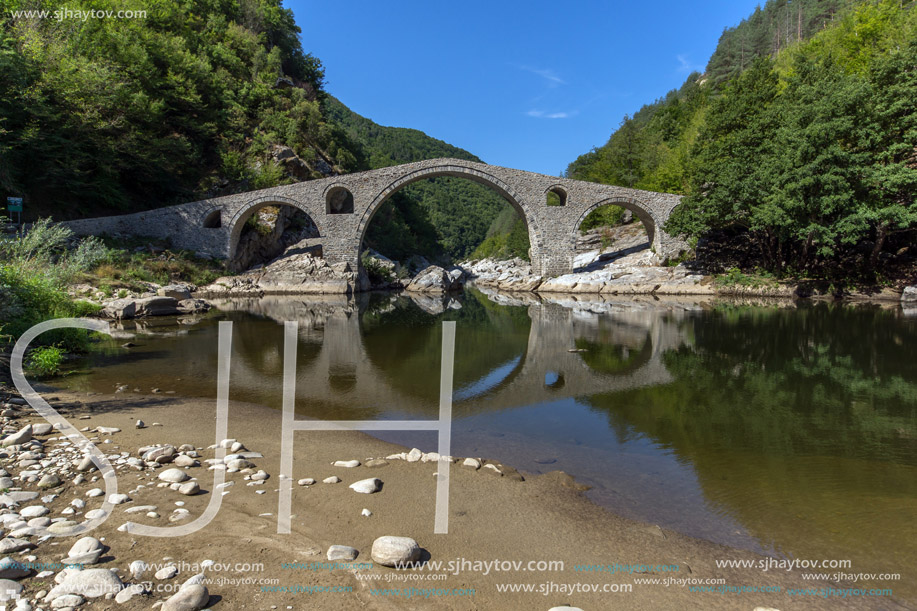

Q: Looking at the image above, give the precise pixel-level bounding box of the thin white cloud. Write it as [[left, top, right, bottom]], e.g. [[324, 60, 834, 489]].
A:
[[526, 109, 573, 119], [518, 65, 566, 87], [676, 54, 703, 74]]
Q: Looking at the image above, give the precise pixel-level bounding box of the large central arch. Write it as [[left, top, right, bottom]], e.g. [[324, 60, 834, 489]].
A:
[[354, 164, 545, 269]]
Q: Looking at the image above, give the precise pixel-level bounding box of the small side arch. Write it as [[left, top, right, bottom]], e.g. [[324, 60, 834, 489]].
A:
[[201, 207, 223, 228], [573, 195, 658, 251], [226, 195, 323, 261], [323, 184, 355, 214], [545, 185, 567, 207]]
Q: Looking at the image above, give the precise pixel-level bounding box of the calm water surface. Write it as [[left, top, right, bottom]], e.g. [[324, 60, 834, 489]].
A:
[[50, 289, 917, 594]]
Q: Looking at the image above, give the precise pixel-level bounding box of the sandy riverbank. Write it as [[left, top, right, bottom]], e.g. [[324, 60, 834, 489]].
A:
[[0, 387, 908, 611]]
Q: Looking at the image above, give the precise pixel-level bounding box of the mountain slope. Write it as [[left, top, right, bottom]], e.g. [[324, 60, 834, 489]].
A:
[[567, 0, 917, 280]]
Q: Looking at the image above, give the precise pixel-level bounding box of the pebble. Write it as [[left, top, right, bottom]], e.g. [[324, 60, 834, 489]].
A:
[[371, 536, 421, 567], [115, 583, 146, 603], [32, 423, 53, 436], [405, 448, 423, 462], [2, 425, 32, 448], [161, 584, 209, 611], [129, 560, 148, 579], [0, 538, 34, 554], [155, 564, 178, 580], [135, 420, 145, 429], [361, 508, 372, 517], [0, 579, 23, 601], [170, 508, 191, 522], [86, 488, 105, 498], [158, 468, 190, 483], [326, 545, 359, 561], [36, 474, 61, 489], [178, 481, 200, 496], [297, 478, 315, 486], [322, 476, 341, 484], [226, 458, 255, 470], [107, 493, 131, 504], [332, 460, 360, 468], [44, 568, 123, 600], [20, 505, 49, 518], [65, 536, 104, 565], [76, 456, 97, 472], [173, 455, 198, 468], [364, 458, 389, 468], [0, 556, 31, 579], [462, 458, 482, 470], [349, 478, 382, 494], [250, 470, 270, 481], [47, 521, 79, 535]]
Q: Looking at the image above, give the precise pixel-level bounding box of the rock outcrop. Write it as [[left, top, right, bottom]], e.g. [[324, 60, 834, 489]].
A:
[[201, 245, 366, 296], [403, 265, 464, 294]]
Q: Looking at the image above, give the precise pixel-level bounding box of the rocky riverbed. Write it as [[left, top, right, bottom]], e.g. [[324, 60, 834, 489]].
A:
[[0, 386, 901, 610]]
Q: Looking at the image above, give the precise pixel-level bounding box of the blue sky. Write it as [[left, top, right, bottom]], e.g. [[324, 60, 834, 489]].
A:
[[289, 0, 763, 176]]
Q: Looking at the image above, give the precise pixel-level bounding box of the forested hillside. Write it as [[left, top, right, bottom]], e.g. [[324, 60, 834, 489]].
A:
[[567, 0, 917, 281], [0, 0, 365, 218], [0, 0, 512, 263]]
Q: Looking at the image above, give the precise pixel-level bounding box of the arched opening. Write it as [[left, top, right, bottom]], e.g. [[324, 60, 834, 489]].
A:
[[228, 199, 321, 271], [573, 198, 656, 272], [202, 209, 222, 228], [326, 186, 354, 214], [546, 186, 567, 207], [356, 165, 541, 284], [544, 371, 565, 389]]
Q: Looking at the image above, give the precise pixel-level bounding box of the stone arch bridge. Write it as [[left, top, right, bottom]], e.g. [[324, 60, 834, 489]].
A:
[[64, 158, 687, 277]]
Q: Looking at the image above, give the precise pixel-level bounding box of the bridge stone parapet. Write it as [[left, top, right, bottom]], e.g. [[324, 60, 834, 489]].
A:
[[62, 158, 688, 277]]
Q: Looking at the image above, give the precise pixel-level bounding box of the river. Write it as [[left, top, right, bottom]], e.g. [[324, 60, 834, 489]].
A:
[[47, 287, 917, 596]]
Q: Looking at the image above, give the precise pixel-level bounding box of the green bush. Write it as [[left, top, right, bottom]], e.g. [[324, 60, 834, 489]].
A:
[[0, 264, 97, 349], [361, 251, 394, 284], [27, 346, 64, 377]]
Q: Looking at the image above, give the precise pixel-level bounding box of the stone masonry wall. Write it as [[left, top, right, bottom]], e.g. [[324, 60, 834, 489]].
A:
[[62, 158, 688, 276]]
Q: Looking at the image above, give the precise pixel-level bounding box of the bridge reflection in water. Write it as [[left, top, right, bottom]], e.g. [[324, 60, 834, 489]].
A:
[[207, 289, 691, 421]]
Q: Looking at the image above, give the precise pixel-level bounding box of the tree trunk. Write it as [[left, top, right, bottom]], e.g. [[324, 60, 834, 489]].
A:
[[869, 224, 888, 270]]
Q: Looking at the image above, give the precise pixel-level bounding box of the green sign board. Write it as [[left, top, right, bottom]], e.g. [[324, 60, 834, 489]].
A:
[[7, 197, 22, 213]]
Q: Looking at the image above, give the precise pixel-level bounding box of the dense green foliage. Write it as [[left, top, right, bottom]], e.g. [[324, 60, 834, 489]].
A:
[[326, 96, 513, 260], [669, 2, 917, 274], [569, 0, 917, 278], [706, 0, 855, 86], [27, 345, 63, 376], [0, 0, 361, 218], [0, 218, 102, 347], [470, 207, 530, 261]]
